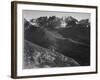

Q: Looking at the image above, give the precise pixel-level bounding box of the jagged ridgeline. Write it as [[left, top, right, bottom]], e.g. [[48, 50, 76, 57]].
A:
[[24, 16, 90, 68]]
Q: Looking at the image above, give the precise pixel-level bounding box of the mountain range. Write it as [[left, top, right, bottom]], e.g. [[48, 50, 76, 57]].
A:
[[24, 16, 90, 66]]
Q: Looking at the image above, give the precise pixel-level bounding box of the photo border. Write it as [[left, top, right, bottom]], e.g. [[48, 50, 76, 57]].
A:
[[11, 1, 98, 79]]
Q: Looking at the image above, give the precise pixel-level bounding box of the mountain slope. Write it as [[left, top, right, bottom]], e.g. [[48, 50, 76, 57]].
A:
[[24, 40, 80, 69]]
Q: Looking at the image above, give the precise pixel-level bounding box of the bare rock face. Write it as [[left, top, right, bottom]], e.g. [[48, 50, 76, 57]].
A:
[[23, 40, 80, 69]]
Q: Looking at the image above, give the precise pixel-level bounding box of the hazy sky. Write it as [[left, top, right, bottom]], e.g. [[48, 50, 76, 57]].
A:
[[23, 10, 90, 21]]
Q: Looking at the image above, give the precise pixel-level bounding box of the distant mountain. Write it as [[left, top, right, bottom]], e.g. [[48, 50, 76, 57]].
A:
[[65, 16, 78, 26], [24, 19, 31, 30]]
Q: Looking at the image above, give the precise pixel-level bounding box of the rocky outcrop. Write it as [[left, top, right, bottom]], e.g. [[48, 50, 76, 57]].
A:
[[23, 40, 80, 69]]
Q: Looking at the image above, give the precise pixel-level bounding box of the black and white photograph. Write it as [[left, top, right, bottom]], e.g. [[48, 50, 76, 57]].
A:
[[11, 1, 97, 78], [23, 10, 90, 69]]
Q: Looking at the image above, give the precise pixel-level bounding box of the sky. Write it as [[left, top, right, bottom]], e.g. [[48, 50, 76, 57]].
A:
[[23, 10, 90, 21]]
